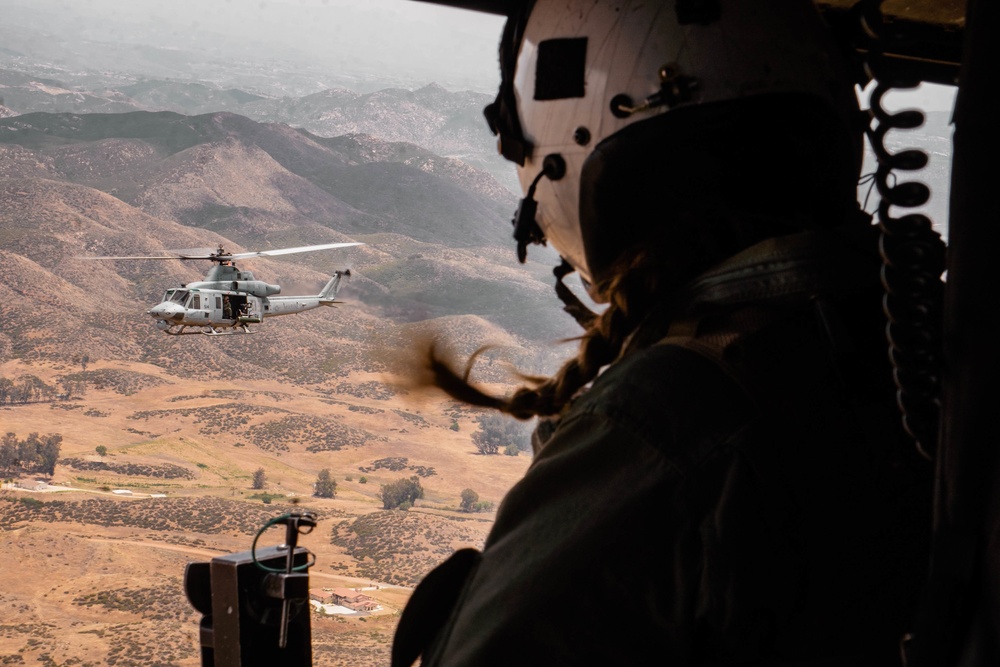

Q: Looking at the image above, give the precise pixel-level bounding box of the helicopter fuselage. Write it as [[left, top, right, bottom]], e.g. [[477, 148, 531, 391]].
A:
[[146, 265, 349, 335]]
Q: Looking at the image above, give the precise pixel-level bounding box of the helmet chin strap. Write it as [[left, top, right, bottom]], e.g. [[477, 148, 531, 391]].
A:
[[511, 153, 566, 263]]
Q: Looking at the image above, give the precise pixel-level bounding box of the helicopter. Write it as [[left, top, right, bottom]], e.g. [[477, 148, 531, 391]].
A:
[[85, 241, 364, 335]]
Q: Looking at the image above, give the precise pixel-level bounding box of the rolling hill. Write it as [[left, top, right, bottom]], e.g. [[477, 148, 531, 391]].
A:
[[0, 106, 583, 665]]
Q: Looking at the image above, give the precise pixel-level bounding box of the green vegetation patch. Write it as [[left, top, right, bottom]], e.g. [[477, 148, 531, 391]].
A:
[[247, 492, 284, 504], [129, 402, 288, 424], [168, 390, 294, 403], [245, 415, 385, 453], [0, 495, 321, 535], [358, 457, 435, 478], [330, 511, 485, 587], [332, 381, 396, 401], [59, 458, 195, 480], [73, 581, 196, 622], [347, 404, 385, 415], [129, 402, 292, 441], [58, 369, 168, 396], [392, 409, 430, 428]]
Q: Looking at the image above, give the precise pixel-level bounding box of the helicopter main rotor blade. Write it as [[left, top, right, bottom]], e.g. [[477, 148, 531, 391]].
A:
[[81, 246, 221, 260], [81, 242, 364, 262], [226, 242, 364, 260], [81, 254, 200, 260]]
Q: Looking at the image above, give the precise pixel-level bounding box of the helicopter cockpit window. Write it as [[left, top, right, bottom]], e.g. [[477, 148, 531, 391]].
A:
[[188, 294, 201, 310], [167, 290, 189, 304]]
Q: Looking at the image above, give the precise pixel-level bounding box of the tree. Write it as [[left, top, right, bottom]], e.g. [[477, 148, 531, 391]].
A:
[[379, 476, 424, 510], [11, 376, 53, 404], [17, 433, 40, 469], [61, 379, 84, 400], [0, 378, 13, 405], [460, 488, 479, 512], [0, 434, 17, 471], [96, 445, 108, 458], [314, 469, 337, 498], [38, 434, 62, 476], [252, 467, 267, 490], [472, 413, 532, 455]]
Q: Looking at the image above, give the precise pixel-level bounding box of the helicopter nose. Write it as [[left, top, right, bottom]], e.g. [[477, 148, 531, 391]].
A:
[[148, 302, 185, 322]]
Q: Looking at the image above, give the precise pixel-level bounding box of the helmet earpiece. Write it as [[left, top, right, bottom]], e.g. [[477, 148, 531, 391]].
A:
[[512, 153, 567, 263]]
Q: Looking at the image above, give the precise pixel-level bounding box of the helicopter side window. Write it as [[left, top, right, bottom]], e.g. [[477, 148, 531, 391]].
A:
[[187, 294, 201, 310]]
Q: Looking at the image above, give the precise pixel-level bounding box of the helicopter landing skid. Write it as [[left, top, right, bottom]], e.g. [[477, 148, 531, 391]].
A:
[[203, 326, 254, 336], [162, 325, 254, 336]]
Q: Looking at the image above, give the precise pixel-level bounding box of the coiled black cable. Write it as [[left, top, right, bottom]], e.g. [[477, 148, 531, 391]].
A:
[[861, 1, 947, 460]]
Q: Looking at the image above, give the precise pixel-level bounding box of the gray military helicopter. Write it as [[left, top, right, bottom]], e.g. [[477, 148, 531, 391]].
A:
[[87, 241, 363, 335]]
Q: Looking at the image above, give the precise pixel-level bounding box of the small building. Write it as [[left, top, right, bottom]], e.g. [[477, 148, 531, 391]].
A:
[[111, 489, 133, 496], [351, 599, 380, 612], [18, 479, 47, 491], [329, 588, 380, 612], [309, 588, 336, 604]]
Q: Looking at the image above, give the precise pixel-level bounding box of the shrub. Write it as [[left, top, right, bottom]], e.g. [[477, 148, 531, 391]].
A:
[[460, 488, 479, 513], [379, 476, 424, 510]]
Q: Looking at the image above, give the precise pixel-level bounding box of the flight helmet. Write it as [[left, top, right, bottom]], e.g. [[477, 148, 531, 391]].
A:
[[485, 0, 863, 293]]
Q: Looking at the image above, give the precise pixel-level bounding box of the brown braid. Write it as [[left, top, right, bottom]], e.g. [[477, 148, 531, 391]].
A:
[[418, 207, 788, 419], [422, 249, 679, 420]]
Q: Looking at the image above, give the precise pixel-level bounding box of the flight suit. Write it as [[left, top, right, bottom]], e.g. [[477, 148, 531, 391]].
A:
[[393, 225, 933, 666]]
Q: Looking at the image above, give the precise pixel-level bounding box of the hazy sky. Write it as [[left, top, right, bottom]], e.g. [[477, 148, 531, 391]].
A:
[[0, 0, 508, 93], [2, 0, 957, 106]]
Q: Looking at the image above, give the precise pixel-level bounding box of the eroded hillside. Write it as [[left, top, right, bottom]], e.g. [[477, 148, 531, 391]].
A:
[[0, 102, 582, 665]]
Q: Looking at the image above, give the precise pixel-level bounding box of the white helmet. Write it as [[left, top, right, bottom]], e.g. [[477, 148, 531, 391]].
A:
[[486, 0, 861, 291]]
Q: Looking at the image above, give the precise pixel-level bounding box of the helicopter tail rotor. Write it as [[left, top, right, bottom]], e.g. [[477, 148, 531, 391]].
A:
[[318, 270, 351, 306]]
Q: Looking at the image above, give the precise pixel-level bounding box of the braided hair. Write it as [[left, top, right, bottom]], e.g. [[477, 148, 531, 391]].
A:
[[420, 207, 784, 419]]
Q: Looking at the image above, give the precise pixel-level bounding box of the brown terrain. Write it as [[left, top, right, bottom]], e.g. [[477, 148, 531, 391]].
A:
[[0, 101, 582, 665], [0, 355, 534, 667]]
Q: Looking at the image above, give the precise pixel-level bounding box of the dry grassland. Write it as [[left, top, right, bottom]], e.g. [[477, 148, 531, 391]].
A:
[[0, 357, 532, 666]]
